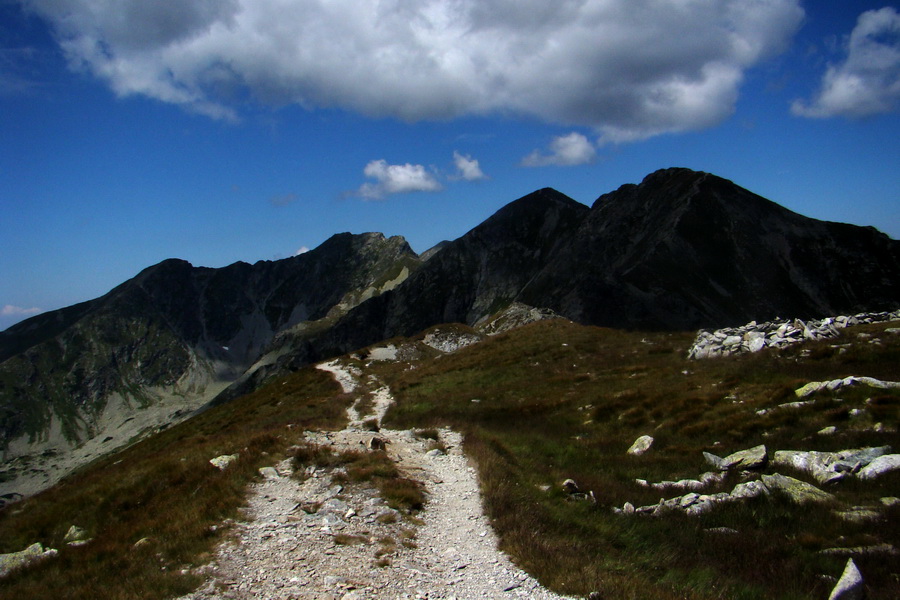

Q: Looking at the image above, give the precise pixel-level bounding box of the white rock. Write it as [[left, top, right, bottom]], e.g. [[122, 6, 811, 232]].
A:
[[828, 558, 864, 600], [627, 435, 654, 456], [857, 454, 900, 480], [210, 454, 239, 470]]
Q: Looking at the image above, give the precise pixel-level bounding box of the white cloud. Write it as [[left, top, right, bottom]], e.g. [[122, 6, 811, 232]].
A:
[[356, 159, 443, 200], [23, 0, 804, 141], [522, 132, 597, 167], [452, 151, 487, 181], [295, 246, 310, 255], [1, 304, 42, 317], [793, 7, 900, 118]]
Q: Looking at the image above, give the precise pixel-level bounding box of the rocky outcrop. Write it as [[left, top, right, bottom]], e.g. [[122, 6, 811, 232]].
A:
[[794, 376, 900, 398], [772, 447, 891, 484], [0, 542, 57, 578], [475, 302, 562, 336], [688, 310, 900, 359]]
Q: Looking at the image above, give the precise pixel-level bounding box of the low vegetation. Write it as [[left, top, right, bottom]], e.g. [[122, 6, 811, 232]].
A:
[[378, 319, 900, 599], [291, 443, 425, 513], [0, 368, 348, 599], [1, 317, 897, 599]]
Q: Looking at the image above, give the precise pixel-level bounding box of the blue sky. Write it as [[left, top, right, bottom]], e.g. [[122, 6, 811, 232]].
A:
[[1, 1, 899, 330]]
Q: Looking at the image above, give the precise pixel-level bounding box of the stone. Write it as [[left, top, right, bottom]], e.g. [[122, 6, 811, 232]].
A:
[[562, 479, 581, 494], [857, 454, 900, 480], [703, 451, 727, 470], [210, 454, 239, 470], [64, 525, 91, 546], [773, 447, 891, 484], [761, 473, 833, 505], [730, 480, 768, 500], [722, 445, 767, 470], [818, 426, 837, 436], [426, 448, 445, 457], [367, 437, 387, 451], [259, 466, 281, 479], [627, 435, 654, 456], [828, 558, 864, 600], [834, 508, 880, 523], [0, 542, 58, 578]]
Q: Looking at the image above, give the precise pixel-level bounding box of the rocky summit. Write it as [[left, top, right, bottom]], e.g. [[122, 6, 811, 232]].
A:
[[1, 168, 898, 499]]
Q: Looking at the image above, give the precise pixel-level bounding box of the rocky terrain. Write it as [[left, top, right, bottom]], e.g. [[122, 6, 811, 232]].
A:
[[178, 356, 571, 600]]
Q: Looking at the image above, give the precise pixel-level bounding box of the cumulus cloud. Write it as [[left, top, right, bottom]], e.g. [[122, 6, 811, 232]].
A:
[[522, 132, 597, 167], [452, 151, 487, 181], [356, 160, 443, 200], [23, 0, 804, 140], [1, 304, 42, 318], [792, 7, 900, 118]]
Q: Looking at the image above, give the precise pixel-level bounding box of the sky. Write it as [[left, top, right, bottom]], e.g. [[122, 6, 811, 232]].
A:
[[1, 0, 899, 331]]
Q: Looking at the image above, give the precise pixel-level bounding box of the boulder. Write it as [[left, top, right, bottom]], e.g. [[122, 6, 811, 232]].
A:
[[627, 435, 654, 456], [705, 445, 767, 471], [857, 454, 900, 480], [64, 525, 91, 546], [209, 454, 239, 470], [828, 558, 864, 600], [258, 466, 281, 479], [0, 543, 58, 578], [722, 445, 767, 470], [761, 473, 834, 505], [773, 447, 891, 484]]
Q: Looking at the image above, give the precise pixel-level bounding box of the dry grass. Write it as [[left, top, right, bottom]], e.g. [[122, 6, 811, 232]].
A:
[[2, 318, 897, 599], [380, 319, 900, 599], [0, 368, 347, 600]]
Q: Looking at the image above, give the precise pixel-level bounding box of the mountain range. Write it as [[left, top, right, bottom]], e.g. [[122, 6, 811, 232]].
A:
[[1, 167, 898, 497]]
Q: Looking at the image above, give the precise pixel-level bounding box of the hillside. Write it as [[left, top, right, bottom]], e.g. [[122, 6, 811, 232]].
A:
[[0, 312, 898, 599]]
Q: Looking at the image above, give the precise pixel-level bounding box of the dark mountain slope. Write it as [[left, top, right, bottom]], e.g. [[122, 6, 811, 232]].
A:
[[0, 232, 419, 455], [519, 168, 900, 329], [295, 188, 589, 357]]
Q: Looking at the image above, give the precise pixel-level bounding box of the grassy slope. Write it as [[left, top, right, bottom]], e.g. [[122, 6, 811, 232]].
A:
[[0, 318, 897, 599], [0, 368, 348, 599], [379, 319, 900, 600]]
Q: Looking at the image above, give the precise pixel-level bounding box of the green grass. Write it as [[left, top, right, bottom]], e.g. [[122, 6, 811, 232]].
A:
[[0, 368, 348, 600], [2, 318, 898, 599], [378, 319, 900, 599]]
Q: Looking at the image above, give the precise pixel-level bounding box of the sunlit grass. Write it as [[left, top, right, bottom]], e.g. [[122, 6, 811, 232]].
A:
[[380, 319, 900, 599]]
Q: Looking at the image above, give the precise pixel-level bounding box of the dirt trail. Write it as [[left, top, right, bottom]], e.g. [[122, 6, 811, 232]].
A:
[[180, 359, 571, 600]]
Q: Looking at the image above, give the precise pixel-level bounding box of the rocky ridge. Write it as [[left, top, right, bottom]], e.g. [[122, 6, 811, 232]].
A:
[[687, 309, 900, 359]]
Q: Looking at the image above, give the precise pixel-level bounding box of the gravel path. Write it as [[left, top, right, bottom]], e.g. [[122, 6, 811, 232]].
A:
[[179, 359, 571, 600]]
